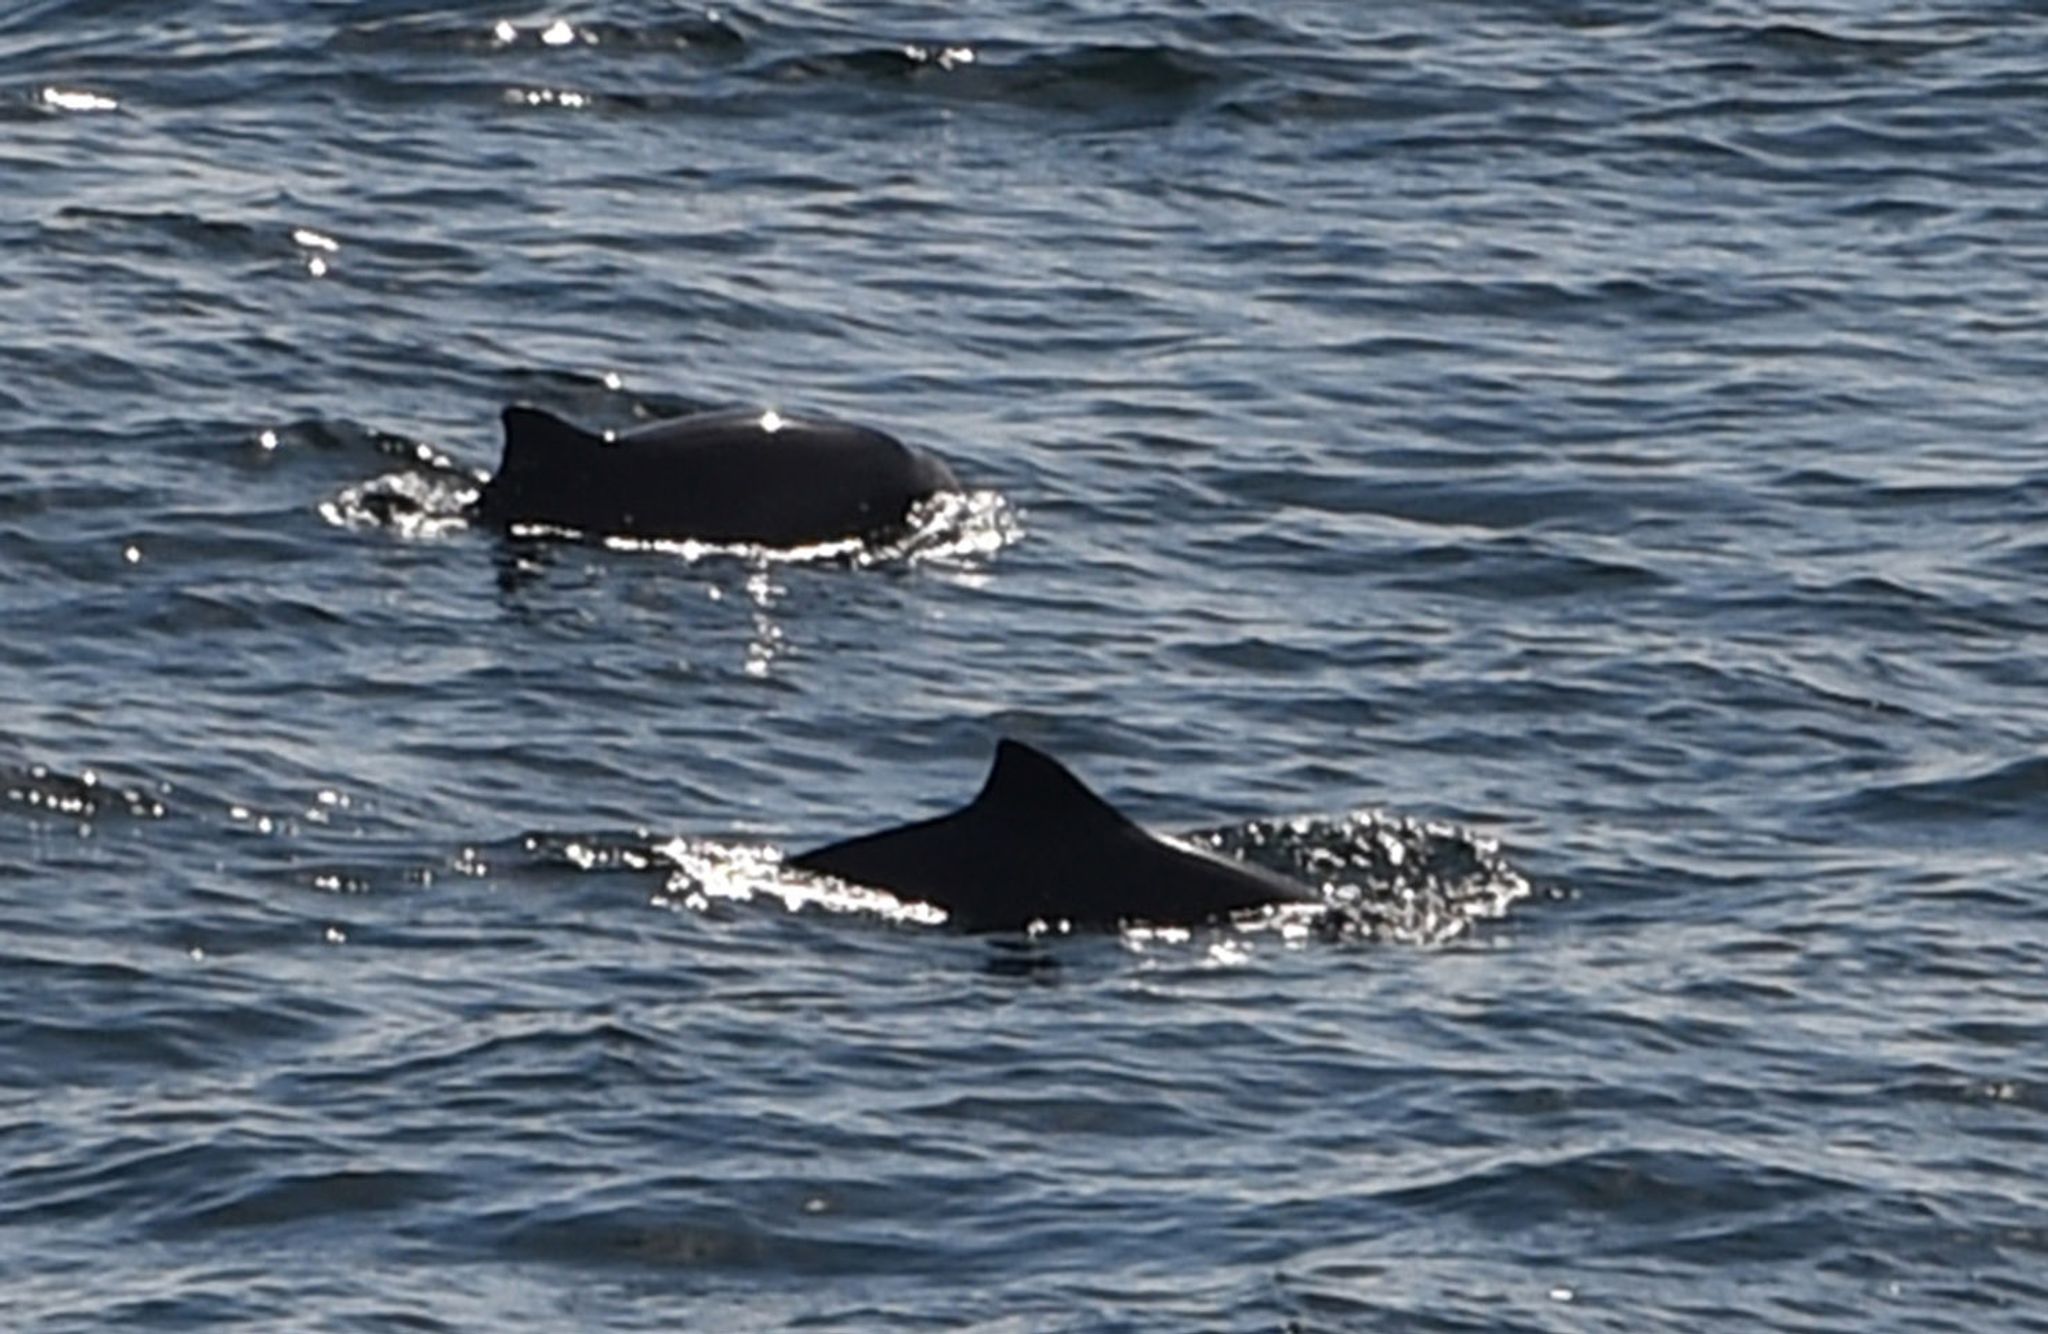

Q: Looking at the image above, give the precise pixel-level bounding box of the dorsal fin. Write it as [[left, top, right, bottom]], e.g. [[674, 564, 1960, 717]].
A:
[[969, 739, 1138, 833], [500, 405, 604, 462]]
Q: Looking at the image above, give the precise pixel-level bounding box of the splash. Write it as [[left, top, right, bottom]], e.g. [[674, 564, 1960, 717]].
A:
[[332, 484, 1024, 567], [652, 837, 948, 927], [320, 469, 481, 539], [571, 488, 1020, 569], [1188, 811, 1533, 946], [39, 87, 119, 113]]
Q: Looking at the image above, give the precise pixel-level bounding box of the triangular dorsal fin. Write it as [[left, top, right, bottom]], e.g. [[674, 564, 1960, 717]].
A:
[[969, 739, 1138, 833], [500, 405, 603, 462]]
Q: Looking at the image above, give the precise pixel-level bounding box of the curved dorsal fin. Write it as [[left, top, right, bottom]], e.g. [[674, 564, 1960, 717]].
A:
[[969, 739, 1137, 833], [501, 405, 603, 459]]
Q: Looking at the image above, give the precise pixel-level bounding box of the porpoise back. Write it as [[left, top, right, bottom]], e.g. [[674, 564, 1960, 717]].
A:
[[791, 740, 1316, 931], [476, 405, 959, 545]]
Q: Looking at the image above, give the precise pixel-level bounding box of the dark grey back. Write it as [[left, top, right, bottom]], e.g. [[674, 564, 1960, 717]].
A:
[[793, 741, 1314, 931], [478, 405, 958, 545]]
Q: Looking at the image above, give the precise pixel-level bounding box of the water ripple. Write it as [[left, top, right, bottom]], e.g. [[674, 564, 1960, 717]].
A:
[[4, 0, 2046, 1329]]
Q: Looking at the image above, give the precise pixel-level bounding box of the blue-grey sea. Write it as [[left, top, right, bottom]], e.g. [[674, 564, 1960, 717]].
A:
[[4, 1, 2045, 1329]]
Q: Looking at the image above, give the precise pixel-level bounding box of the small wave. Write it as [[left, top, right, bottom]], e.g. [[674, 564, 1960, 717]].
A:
[[1736, 21, 1960, 69], [1383, 539, 1671, 600], [1377, 1145, 1851, 1229], [169, 1167, 453, 1232], [0, 752, 412, 878], [745, 39, 1236, 126], [3, 761, 169, 822], [326, 11, 748, 58], [481, 1198, 924, 1276], [351, 32, 1246, 127], [1992, 538, 2048, 577], [517, 831, 666, 876], [39, 205, 277, 266], [1836, 755, 2048, 827]]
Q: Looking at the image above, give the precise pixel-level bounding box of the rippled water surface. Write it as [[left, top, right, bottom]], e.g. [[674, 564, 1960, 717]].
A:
[[4, 1, 2046, 1329]]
